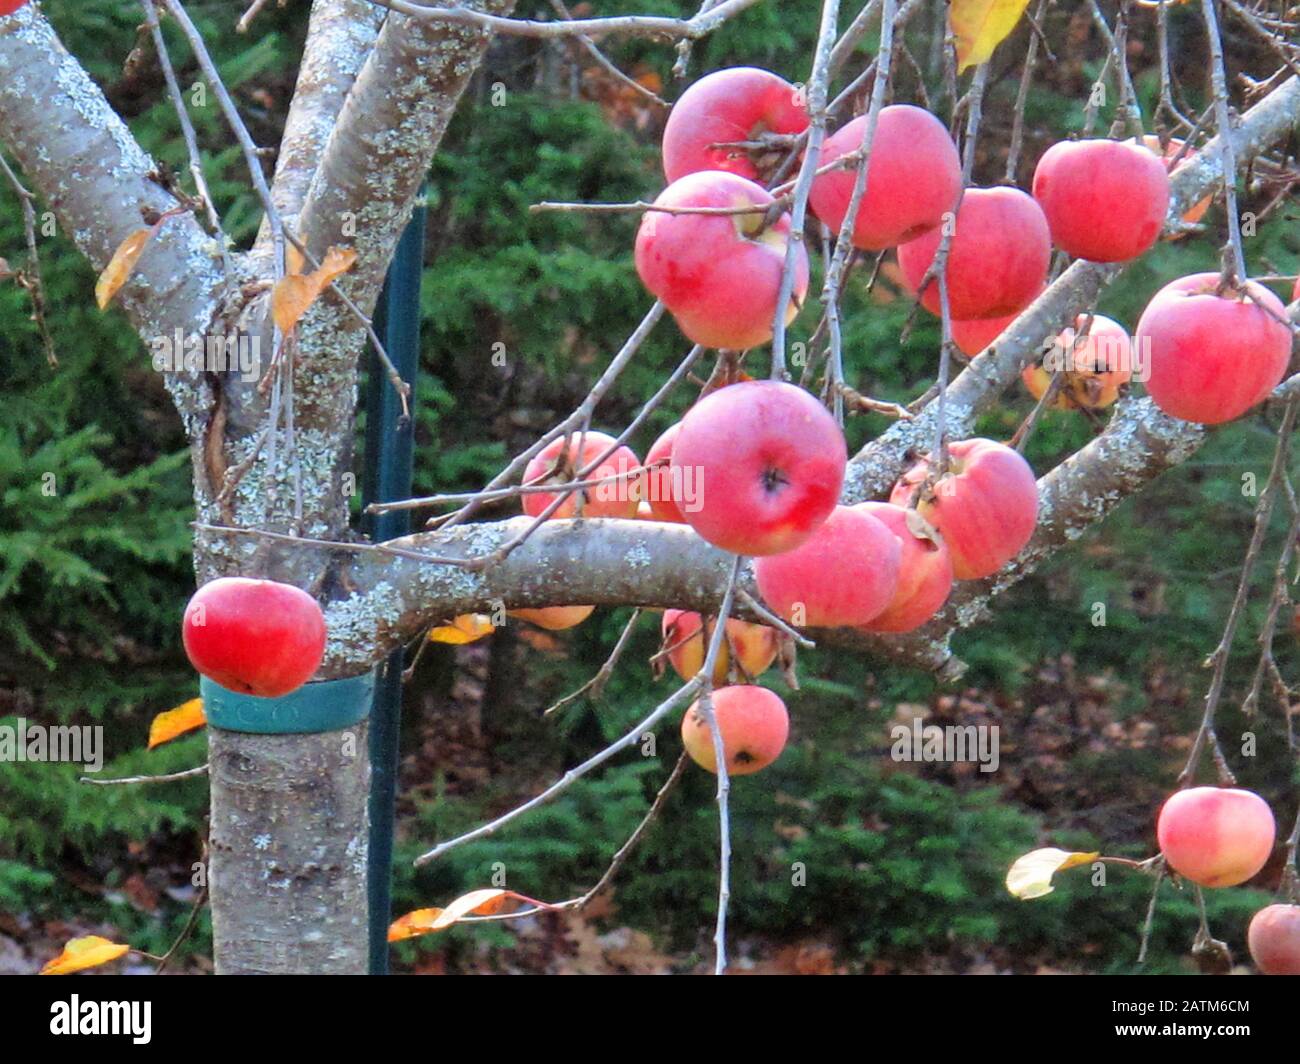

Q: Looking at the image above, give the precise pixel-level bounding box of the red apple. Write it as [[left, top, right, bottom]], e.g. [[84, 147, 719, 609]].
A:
[[644, 422, 687, 523], [1032, 138, 1170, 263], [1248, 904, 1300, 975], [951, 312, 1017, 357], [509, 605, 595, 630], [662, 67, 809, 183], [889, 438, 1038, 581], [897, 187, 1051, 320], [671, 380, 846, 556], [1021, 313, 1133, 411], [635, 170, 809, 350], [680, 685, 789, 775], [1156, 786, 1275, 888], [661, 610, 779, 686], [521, 431, 641, 520], [853, 502, 954, 633], [0, 1, 28, 14], [182, 577, 327, 698], [809, 105, 962, 251], [1136, 273, 1292, 424], [754, 505, 901, 626]]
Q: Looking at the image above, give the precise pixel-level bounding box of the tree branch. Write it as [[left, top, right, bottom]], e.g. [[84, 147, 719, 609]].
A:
[[0, 5, 225, 420], [359, 0, 766, 41], [255, 0, 386, 250], [294, 0, 514, 333]]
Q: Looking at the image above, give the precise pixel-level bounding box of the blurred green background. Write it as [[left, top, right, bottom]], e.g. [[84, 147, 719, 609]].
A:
[[1, 0, 1297, 974]]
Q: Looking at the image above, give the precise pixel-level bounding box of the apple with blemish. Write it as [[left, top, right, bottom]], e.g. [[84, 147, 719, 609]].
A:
[[897, 187, 1050, 320], [754, 504, 901, 626], [182, 577, 327, 698], [1136, 273, 1292, 424], [853, 502, 954, 633], [661, 610, 780, 686], [680, 685, 789, 776], [808, 105, 962, 251], [1021, 314, 1133, 411], [521, 431, 641, 520], [889, 438, 1038, 581], [1248, 904, 1300, 975], [670, 380, 846, 556], [662, 67, 809, 183], [1032, 138, 1170, 263], [1156, 786, 1275, 888], [635, 170, 809, 350]]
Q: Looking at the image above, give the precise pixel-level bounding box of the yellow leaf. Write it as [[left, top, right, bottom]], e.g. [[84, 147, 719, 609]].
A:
[[389, 889, 546, 941], [388, 907, 444, 942], [148, 698, 206, 749], [95, 228, 155, 310], [270, 245, 358, 334], [1006, 847, 1100, 900], [40, 936, 130, 976], [428, 614, 496, 645], [430, 888, 512, 929], [314, 245, 358, 288], [949, 0, 1032, 72], [271, 274, 317, 334]]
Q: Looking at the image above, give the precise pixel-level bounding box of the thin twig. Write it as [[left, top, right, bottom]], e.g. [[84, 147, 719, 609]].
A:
[[1180, 399, 1299, 785], [543, 608, 645, 716], [81, 764, 209, 786], [770, 0, 841, 380]]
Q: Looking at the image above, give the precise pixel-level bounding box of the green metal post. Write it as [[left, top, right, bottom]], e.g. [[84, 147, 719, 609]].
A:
[[362, 197, 426, 973]]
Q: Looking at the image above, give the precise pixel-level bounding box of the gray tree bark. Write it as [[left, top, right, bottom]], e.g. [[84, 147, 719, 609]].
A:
[[208, 725, 370, 974]]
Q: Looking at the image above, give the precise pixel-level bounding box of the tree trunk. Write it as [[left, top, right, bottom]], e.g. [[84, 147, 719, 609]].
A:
[[207, 723, 370, 974]]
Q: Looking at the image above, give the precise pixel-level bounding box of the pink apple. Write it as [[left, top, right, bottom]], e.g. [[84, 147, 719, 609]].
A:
[[897, 186, 1051, 320], [951, 312, 1018, 357], [754, 504, 902, 626], [521, 431, 641, 520], [1032, 138, 1170, 263], [949, 284, 1046, 356], [182, 577, 327, 698], [1156, 786, 1275, 888], [680, 685, 789, 775], [644, 422, 687, 523], [671, 380, 846, 556], [1248, 904, 1300, 975], [809, 105, 962, 251], [635, 170, 809, 350], [889, 438, 1038, 581], [1136, 273, 1292, 424], [853, 502, 954, 633], [662, 67, 809, 183], [661, 610, 779, 686]]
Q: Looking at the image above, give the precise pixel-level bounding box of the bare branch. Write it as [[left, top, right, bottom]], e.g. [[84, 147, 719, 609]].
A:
[[358, 0, 767, 41]]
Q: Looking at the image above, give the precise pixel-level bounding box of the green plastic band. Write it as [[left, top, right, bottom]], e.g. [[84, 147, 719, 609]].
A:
[[200, 672, 376, 734]]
